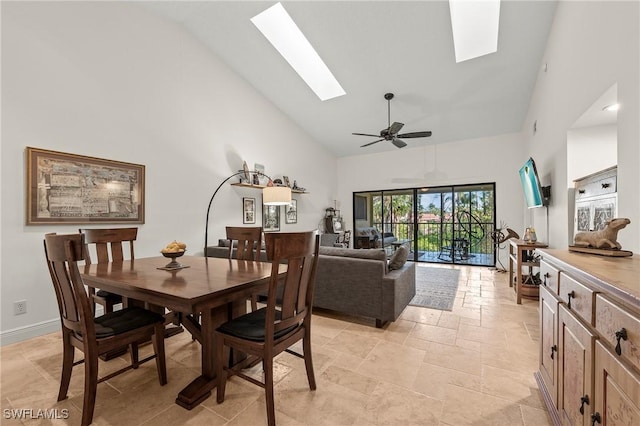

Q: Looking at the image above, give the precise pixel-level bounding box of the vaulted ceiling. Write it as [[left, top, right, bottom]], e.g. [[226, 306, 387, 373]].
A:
[[142, 1, 558, 157]]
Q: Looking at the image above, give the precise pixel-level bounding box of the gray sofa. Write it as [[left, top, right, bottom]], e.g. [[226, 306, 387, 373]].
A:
[[313, 246, 415, 327], [206, 240, 416, 328], [354, 226, 397, 249], [205, 239, 268, 261]]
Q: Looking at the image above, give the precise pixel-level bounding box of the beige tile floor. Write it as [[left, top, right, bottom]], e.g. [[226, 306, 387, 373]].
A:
[[0, 264, 552, 425]]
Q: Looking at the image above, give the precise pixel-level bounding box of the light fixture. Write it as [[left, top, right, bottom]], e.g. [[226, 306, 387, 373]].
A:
[[251, 2, 346, 101], [603, 103, 620, 112], [204, 171, 291, 253], [449, 0, 501, 63]]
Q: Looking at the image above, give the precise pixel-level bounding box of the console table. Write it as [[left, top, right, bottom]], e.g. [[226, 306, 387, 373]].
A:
[[508, 239, 548, 304]]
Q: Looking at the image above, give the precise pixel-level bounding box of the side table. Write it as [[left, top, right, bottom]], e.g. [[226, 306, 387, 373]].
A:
[[508, 239, 548, 304]]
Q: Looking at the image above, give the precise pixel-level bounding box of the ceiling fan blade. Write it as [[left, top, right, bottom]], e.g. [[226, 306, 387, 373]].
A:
[[352, 132, 381, 137], [360, 138, 384, 147], [388, 122, 404, 135], [397, 131, 432, 138], [392, 138, 407, 148]]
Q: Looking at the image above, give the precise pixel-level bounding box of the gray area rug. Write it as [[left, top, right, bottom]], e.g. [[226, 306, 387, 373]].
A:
[[409, 267, 461, 311]]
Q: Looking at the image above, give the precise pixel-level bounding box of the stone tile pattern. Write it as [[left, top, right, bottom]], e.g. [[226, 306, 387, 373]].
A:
[[0, 264, 552, 425]]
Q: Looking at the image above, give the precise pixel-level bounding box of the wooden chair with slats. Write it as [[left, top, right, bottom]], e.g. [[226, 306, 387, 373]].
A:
[[79, 227, 137, 314], [225, 226, 263, 261], [226, 226, 264, 311], [44, 233, 167, 426], [215, 231, 320, 426]]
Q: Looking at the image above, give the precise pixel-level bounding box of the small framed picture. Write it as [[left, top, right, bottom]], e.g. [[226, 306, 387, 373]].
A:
[[262, 202, 280, 232], [243, 197, 256, 224], [285, 199, 297, 224]]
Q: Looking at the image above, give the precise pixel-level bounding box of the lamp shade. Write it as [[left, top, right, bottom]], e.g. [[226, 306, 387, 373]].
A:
[[263, 186, 291, 205]]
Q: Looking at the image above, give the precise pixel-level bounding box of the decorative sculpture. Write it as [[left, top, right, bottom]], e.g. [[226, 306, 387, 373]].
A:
[[573, 218, 631, 250]]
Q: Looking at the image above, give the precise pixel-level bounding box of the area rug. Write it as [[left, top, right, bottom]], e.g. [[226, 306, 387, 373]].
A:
[[409, 267, 461, 311]]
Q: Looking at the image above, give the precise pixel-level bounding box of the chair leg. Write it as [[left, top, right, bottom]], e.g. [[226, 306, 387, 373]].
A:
[[303, 333, 316, 391], [215, 336, 227, 403], [152, 323, 167, 385], [81, 350, 99, 426], [264, 356, 276, 426], [130, 343, 139, 369], [57, 331, 75, 401]]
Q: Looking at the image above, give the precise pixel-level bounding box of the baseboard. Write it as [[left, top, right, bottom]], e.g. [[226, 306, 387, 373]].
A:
[[0, 307, 104, 346], [0, 318, 60, 346]]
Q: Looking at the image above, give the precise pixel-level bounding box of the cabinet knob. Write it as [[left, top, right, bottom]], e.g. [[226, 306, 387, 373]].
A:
[[615, 328, 628, 356], [579, 395, 590, 415], [550, 344, 558, 360], [543, 272, 550, 286], [601, 183, 610, 189], [591, 412, 601, 425], [578, 189, 586, 194], [567, 291, 576, 309]]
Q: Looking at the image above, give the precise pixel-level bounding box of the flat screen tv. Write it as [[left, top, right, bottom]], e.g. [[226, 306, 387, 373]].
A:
[[519, 157, 549, 208]]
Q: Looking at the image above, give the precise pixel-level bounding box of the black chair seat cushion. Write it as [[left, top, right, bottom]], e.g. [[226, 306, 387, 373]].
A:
[[93, 307, 164, 338], [218, 308, 297, 342], [95, 289, 123, 301]]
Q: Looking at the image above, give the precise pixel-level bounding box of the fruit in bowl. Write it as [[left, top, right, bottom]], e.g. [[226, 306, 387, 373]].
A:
[[161, 240, 187, 256]]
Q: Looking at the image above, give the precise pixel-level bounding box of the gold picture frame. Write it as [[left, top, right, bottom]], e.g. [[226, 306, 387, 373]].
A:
[[26, 147, 145, 225]]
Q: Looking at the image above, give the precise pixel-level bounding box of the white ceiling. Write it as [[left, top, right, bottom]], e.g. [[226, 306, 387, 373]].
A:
[[141, 1, 558, 157]]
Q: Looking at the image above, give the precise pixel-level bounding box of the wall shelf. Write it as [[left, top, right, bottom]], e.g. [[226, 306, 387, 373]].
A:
[[230, 182, 308, 194]]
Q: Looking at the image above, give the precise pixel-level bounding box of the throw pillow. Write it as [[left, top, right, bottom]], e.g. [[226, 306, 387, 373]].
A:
[[388, 246, 409, 270]]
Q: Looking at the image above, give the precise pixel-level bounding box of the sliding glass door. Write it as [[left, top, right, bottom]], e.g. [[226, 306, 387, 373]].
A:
[[354, 183, 495, 266]]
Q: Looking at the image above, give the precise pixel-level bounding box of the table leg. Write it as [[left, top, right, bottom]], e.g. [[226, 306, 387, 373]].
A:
[[175, 306, 224, 409], [175, 298, 249, 410]]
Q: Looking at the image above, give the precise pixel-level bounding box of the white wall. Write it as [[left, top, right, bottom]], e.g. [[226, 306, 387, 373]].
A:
[[522, 1, 639, 252], [1, 2, 336, 342], [567, 124, 617, 186], [336, 133, 527, 268]]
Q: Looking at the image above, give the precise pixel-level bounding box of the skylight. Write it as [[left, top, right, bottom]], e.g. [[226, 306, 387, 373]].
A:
[[251, 3, 345, 101], [449, 0, 501, 63]]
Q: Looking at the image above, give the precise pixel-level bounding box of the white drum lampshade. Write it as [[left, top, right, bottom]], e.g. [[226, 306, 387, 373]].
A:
[[263, 185, 291, 205]]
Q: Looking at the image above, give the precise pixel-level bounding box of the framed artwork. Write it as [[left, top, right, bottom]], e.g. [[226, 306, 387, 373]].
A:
[[262, 203, 280, 232], [253, 163, 265, 185], [285, 199, 297, 224], [26, 147, 144, 225], [243, 197, 256, 224]]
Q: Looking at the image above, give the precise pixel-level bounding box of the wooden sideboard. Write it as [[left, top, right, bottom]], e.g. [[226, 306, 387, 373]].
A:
[[535, 249, 639, 426]]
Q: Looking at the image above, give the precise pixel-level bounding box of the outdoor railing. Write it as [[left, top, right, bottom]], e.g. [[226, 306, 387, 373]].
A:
[[372, 221, 495, 263]]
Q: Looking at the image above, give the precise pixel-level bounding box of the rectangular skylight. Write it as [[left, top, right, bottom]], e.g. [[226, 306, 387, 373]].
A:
[[449, 0, 501, 63], [251, 2, 345, 101]]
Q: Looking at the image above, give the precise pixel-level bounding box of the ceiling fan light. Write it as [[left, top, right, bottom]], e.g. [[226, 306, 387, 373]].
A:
[[251, 2, 346, 101], [449, 0, 501, 63]]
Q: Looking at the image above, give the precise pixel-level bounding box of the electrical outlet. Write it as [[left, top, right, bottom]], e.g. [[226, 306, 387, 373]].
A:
[[14, 300, 27, 315]]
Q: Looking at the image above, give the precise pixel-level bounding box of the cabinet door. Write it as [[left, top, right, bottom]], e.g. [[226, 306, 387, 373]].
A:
[[558, 305, 596, 426], [540, 285, 560, 409], [593, 341, 640, 425]]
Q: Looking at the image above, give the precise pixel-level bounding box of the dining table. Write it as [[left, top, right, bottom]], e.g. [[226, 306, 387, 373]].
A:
[[81, 255, 285, 410]]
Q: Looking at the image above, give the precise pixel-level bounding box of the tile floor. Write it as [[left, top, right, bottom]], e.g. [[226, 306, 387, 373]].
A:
[[0, 264, 552, 425]]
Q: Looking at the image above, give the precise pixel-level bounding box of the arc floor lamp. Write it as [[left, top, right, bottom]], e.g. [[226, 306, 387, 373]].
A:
[[203, 171, 291, 254]]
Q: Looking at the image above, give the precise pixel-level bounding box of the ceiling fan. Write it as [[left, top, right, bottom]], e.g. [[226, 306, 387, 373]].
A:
[[353, 93, 432, 148]]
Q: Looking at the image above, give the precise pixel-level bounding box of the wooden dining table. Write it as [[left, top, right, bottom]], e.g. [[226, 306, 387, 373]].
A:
[[81, 255, 285, 409]]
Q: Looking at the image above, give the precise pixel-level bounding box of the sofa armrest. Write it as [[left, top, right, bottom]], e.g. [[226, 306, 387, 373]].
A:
[[381, 261, 416, 321]]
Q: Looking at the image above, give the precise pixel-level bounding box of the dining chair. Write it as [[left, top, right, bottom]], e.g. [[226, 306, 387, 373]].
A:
[[44, 233, 167, 426], [215, 231, 320, 426], [79, 227, 137, 314], [226, 226, 263, 311], [225, 226, 263, 260]]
